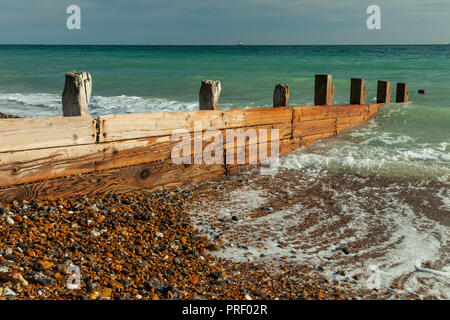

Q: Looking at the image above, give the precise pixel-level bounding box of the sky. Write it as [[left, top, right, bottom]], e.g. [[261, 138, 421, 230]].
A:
[[0, 0, 449, 45]]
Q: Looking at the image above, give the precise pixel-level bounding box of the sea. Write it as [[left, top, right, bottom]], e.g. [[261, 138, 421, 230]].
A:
[[0, 45, 449, 299]]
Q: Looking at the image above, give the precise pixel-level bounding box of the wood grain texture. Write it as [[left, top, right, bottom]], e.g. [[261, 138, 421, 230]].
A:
[[293, 105, 337, 121], [98, 107, 292, 142], [293, 118, 336, 138], [0, 103, 384, 204], [0, 160, 226, 204], [0, 123, 291, 187], [0, 116, 96, 153]]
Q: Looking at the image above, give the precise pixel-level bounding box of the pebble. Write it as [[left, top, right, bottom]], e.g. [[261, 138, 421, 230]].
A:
[[0, 190, 363, 300], [6, 217, 14, 225], [11, 273, 29, 287], [26, 271, 56, 285], [3, 287, 16, 298]]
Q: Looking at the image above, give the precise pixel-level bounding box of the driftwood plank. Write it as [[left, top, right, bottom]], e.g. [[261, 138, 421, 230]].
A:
[[0, 116, 96, 153]]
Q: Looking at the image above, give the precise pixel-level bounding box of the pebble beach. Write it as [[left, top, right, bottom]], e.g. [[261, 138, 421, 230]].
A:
[[1, 188, 359, 300]]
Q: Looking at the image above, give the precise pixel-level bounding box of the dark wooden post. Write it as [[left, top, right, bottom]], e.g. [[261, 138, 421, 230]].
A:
[[396, 82, 408, 103], [273, 83, 290, 107], [314, 74, 334, 105], [377, 80, 391, 103], [62, 71, 92, 117], [350, 78, 367, 105], [199, 80, 221, 110]]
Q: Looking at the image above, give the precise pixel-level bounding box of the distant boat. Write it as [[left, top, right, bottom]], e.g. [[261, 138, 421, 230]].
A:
[[237, 41, 244, 46]]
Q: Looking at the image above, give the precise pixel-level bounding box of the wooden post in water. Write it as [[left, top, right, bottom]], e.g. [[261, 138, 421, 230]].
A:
[[350, 78, 366, 105], [314, 74, 334, 105], [62, 71, 92, 117], [377, 80, 391, 103], [273, 83, 290, 107], [396, 82, 408, 103], [199, 80, 221, 110]]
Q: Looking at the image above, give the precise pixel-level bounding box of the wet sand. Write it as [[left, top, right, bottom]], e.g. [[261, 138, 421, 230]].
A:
[[187, 168, 450, 300]]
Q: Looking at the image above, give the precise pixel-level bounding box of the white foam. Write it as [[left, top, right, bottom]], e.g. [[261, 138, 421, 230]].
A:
[[191, 175, 450, 299], [0, 92, 199, 117]]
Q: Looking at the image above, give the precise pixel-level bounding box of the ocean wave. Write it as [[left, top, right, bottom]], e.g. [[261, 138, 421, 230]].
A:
[[0, 92, 200, 117]]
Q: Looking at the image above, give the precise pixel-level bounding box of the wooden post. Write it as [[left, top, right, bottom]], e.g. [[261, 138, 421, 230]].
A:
[[273, 83, 290, 107], [350, 78, 366, 105], [377, 80, 391, 103], [199, 80, 221, 110], [314, 74, 334, 105], [62, 71, 92, 117], [396, 82, 408, 103]]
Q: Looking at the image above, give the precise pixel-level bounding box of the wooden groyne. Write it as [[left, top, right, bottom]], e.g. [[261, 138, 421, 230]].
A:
[[0, 73, 408, 204]]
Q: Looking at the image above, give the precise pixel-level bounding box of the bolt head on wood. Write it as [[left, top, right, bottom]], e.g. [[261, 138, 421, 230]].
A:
[[273, 83, 290, 107], [199, 80, 221, 110], [62, 71, 92, 117]]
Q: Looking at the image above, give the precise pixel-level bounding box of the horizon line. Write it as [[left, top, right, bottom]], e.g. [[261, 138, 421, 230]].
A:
[[0, 43, 449, 46]]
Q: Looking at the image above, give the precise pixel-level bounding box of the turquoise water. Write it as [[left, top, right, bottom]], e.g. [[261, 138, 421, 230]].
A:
[[0, 45, 449, 181]]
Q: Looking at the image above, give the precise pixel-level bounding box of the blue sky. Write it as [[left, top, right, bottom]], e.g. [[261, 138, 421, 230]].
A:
[[0, 0, 449, 45]]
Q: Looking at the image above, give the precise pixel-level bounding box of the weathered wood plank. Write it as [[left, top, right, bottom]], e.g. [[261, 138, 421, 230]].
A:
[[98, 107, 292, 143], [293, 118, 336, 138], [0, 160, 226, 204], [0, 116, 96, 153], [0, 123, 291, 187], [293, 105, 338, 122], [336, 105, 369, 118]]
